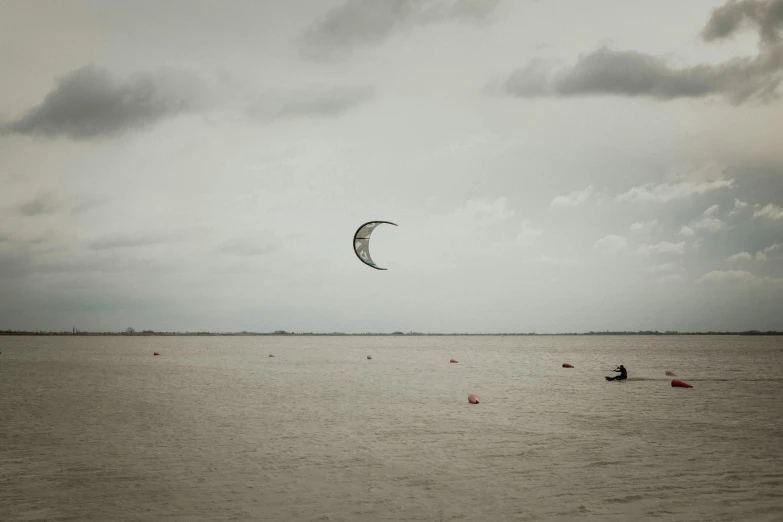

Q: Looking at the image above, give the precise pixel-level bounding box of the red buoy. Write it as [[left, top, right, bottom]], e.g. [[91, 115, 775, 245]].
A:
[[665, 370, 677, 376], [671, 379, 692, 388], [153, 352, 160, 356], [468, 393, 480, 404], [269, 354, 275, 358], [562, 363, 574, 368], [450, 358, 458, 363], [367, 355, 372, 360]]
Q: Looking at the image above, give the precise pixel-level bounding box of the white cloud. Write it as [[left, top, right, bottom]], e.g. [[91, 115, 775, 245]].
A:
[[615, 179, 734, 203], [680, 205, 727, 234], [755, 243, 783, 262], [678, 226, 695, 236], [593, 234, 628, 253], [516, 219, 543, 245], [629, 219, 657, 232], [727, 252, 751, 262], [693, 238, 704, 250], [658, 274, 683, 284], [753, 203, 783, 221], [729, 198, 748, 216], [642, 263, 679, 273], [450, 196, 516, 226], [636, 241, 686, 256], [696, 270, 758, 285], [550, 185, 594, 208], [695, 270, 783, 286], [690, 216, 727, 232], [703, 204, 719, 217]]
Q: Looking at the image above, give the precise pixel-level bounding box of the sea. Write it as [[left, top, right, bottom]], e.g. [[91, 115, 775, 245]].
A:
[[1, 334, 781, 521]]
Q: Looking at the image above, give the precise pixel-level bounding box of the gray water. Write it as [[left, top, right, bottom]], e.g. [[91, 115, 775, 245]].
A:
[[1, 335, 781, 521]]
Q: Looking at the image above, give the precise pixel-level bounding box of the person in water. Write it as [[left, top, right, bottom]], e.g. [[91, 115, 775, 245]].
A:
[[608, 365, 627, 381]]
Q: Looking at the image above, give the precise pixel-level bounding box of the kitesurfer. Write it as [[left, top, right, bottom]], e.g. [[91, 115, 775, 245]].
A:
[[606, 365, 627, 381]]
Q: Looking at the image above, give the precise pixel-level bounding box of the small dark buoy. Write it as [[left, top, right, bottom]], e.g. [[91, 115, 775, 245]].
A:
[[367, 355, 372, 360], [671, 379, 692, 388], [153, 352, 160, 356], [665, 370, 677, 376], [450, 358, 458, 363], [562, 363, 574, 368], [269, 354, 275, 358], [468, 393, 480, 404]]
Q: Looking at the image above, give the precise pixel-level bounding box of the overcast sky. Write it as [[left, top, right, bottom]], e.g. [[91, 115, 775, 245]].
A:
[[2, 0, 783, 333]]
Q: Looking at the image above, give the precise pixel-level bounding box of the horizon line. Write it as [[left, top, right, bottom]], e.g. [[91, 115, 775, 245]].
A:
[[2, 329, 783, 336]]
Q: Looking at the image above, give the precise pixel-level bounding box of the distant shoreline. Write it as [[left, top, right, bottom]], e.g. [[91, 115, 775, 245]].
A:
[[2, 330, 782, 336]]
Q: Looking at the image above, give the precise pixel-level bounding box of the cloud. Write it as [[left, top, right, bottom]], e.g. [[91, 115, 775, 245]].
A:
[[515, 219, 543, 245], [690, 216, 727, 232], [550, 185, 594, 208], [658, 274, 684, 284], [0, 65, 213, 140], [755, 242, 783, 261], [696, 269, 783, 285], [727, 251, 752, 262], [248, 85, 374, 121], [753, 203, 783, 220], [593, 234, 628, 253], [702, 0, 783, 47], [703, 204, 720, 217], [299, 0, 499, 59], [615, 179, 734, 203], [679, 226, 695, 236], [629, 219, 658, 232], [450, 196, 516, 227], [729, 198, 749, 216], [89, 231, 187, 250], [501, 1, 783, 104], [18, 191, 62, 216], [636, 241, 686, 256], [643, 263, 676, 273]]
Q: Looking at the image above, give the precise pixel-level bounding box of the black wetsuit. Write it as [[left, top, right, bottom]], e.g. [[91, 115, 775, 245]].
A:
[[608, 366, 627, 381]]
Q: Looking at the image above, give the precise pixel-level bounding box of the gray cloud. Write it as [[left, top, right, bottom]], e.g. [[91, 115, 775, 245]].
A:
[[702, 0, 783, 46], [300, 0, 498, 59], [89, 231, 187, 250], [19, 191, 61, 216], [502, 0, 783, 104], [249, 85, 374, 121], [0, 65, 212, 139], [503, 45, 783, 104]]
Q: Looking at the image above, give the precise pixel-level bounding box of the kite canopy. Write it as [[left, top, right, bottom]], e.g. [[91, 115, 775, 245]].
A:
[[353, 220, 397, 270]]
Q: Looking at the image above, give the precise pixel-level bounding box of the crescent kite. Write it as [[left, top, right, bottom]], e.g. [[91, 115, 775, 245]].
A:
[[353, 221, 397, 270]]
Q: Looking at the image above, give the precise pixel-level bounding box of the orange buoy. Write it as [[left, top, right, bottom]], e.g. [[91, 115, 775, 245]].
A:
[[665, 370, 677, 376], [153, 352, 160, 356], [562, 363, 574, 368], [671, 379, 692, 388], [468, 393, 480, 404], [269, 354, 275, 358], [367, 355, 372, 360], [450, 358, 458, 363]]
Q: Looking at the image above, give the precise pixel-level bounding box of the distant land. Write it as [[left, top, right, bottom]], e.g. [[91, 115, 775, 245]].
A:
[[1, 329, 782, 336]]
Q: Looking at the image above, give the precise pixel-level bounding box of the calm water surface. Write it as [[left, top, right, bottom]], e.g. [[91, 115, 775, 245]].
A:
[[1, 335, 782, 521]]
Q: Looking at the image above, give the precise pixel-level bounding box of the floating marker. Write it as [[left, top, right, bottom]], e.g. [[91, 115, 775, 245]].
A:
[[562, 363, 574, 368], [269, 354, 275, 358], [665, 370, 677, 376], [367, 355, 372, 360], [468, 394, 480, 404], [671, 379, 693, 388], [450, 359, 458, 363], [153, 352, 160, 356]]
